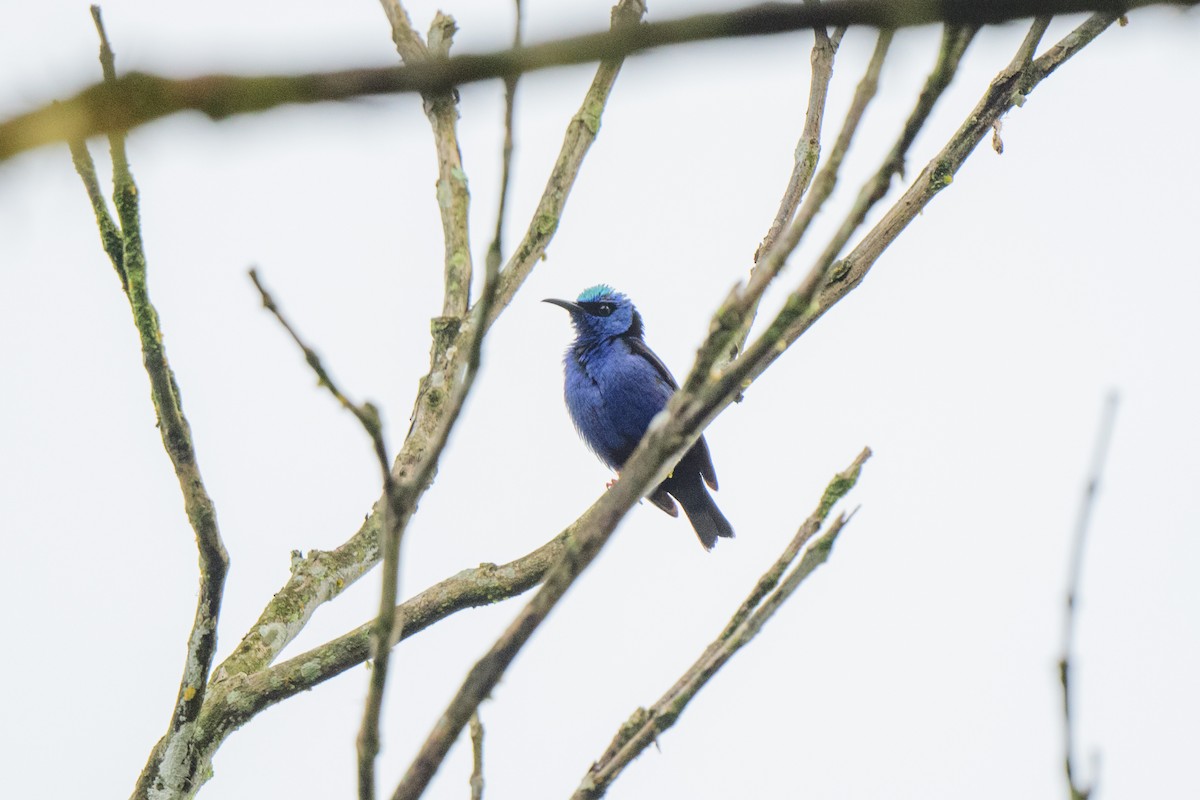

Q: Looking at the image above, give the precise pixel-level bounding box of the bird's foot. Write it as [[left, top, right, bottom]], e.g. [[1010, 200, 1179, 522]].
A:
[[605, 474, 618, 490]]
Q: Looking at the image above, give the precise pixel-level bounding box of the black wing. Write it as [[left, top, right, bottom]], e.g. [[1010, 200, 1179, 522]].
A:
[[624, 334, 719, 491], [623, 334, 678, 390]]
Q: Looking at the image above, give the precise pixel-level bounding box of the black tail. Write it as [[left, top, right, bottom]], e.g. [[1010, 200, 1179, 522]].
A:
[[663, 472, 734, 550]]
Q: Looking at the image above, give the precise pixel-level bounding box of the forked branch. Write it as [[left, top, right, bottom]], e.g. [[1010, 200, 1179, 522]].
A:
[[69, 9, 229, 800], [574, 449, 871, 799]]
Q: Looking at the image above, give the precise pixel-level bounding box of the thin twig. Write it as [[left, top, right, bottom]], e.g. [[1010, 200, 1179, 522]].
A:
[[469, 712, 485, 800], [378, 1, 473, 318], [206, 0, 647, 704], [1060, 392, 1118, 800], [388, 19, 1121, 795], [128, 12, 1124, 796], [74, 9, 230, 800], [714, 22, 975, 383], [486, 0, 523, 277], [755, 21, 841, 266], [487, 0, 647, 327], [67, 140, 125, 289], [248, 270, 390, 458], [731, 19, 843, 361], [2, 1, 1192, 163], [809, 24, 977, 271], [574, 449, 870, 799], [715, 27, 892, 373], [245, 268, 401, 800], [772, 12, 1117, 357]]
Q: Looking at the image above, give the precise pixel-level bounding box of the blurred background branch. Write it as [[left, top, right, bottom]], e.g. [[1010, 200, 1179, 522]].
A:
[[1060, 393, 1119, 800], [2, 0, 1196, 163]]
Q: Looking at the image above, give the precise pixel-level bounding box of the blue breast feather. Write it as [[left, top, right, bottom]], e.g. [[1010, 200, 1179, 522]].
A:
[[564, 337, 673, 469]]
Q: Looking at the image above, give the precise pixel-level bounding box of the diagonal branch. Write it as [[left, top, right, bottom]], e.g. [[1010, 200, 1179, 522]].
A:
[[573, 449, 870, 799], [95, 11, 1122, 799], [385, 19, 1122, 797], [755, 21, 843, 266], [207, 0, 647, 700], [199, 527, 574, 740], [68, 9, 230, 800], [386, 29, 970, 784], [246, 268, 405, 800], [720, 26, 891, 370], [773, 11, 1113, 358], [699, 21, 976, 386], [730, 19, 844, 362], [5, 1, 1190, 164]]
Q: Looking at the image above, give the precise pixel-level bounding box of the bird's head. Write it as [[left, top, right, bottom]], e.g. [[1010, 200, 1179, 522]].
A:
[[543, 284, 642, 341]]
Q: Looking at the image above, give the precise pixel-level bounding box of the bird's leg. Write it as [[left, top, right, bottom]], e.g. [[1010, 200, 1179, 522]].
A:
[[606, 473, 645, 504]]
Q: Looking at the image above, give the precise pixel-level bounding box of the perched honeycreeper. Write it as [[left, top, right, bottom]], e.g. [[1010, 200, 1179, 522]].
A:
[[544, 285, 734, 550]]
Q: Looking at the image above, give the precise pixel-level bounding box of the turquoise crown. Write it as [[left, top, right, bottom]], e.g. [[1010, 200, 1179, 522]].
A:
[[577, 284, 617, 302]]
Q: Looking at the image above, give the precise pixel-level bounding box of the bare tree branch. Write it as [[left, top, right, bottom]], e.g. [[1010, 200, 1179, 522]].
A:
[[204, 2, 646, 707], [487, 0, 646, 326], [48, 5, 1128, 797], [469, 712, 485, 800], [753, 19, 842, 270], [244, 267, 404, 800], [486, 0, 523, 277], [199, 528, 574, 736], [1060, 392, 1119, 800], [574, 448, 870, 799], [773, 11, 1117, 358], [722, 26, 892, 369], [729, 18, 843, 362], [388, 22, 963, 789], [67, 9, 230, 800], [2, 0, 1192, 164], [378, 1, 474, 317], [295, 16, 1125, 796], [126, 8, 644, 795], [703, 20, 977, 382]]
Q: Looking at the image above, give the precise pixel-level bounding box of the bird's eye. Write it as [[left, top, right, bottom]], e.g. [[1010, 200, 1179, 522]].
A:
[[595, 303, 614, 316]]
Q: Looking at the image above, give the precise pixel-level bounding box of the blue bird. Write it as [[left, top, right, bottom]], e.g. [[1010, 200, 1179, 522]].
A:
[[544, 285, 734, 550]]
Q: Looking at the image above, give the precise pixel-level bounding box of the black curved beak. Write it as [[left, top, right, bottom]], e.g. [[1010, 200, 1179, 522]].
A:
[[542, 298, 583, 314]]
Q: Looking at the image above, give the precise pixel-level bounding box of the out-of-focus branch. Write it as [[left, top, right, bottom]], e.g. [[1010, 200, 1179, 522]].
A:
[[574, 449, 869, 799], [1060, 392, 1118, 800], [469, 712, 485, 800], [68, 10, 230, 800], [5, 1, 1192, 164]]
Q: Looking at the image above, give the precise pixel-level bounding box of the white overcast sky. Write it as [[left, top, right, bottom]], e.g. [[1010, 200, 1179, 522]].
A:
[[1, 2, 1198, 799]]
